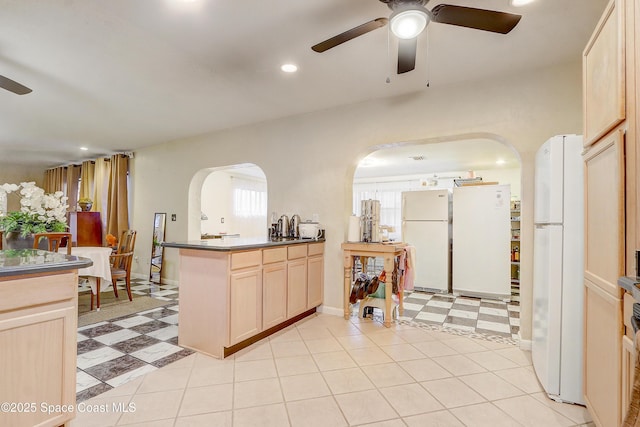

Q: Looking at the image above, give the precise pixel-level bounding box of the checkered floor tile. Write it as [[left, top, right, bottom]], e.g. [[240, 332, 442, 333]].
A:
[[360, 291, 520, 342], [75, 278, 193, 402]]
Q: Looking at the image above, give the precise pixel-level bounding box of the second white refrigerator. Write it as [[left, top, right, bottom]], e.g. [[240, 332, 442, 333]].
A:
[[401, 189, 451, 293], [452, 184, 511, 300]]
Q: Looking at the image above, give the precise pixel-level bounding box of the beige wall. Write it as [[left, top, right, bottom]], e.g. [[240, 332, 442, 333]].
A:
[[130, 61, 583, 341], [0, 164, 45, 211]]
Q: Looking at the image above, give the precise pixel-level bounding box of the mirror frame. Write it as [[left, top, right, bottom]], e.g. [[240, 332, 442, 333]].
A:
[[150, 212, 166, 283]]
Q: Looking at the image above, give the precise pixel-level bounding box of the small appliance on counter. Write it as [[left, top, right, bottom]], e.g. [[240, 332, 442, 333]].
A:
[[290, 214, 301, 238], [360, 199, 381, 242], [299, 221, 323, 240]]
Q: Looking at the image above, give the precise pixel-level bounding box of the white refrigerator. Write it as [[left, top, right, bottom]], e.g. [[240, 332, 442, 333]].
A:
[[452, 184, 511, 300], [401, 189, 451, 293], [532, 134, 584, 404]]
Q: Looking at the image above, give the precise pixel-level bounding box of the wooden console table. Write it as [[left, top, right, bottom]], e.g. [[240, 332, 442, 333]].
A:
[[342, 242, 406, 327]]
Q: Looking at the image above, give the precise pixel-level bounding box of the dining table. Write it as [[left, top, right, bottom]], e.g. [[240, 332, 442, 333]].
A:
[[59, 246, 113, 310]]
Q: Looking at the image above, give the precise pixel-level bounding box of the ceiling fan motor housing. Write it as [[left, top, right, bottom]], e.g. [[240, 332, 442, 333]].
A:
[[380, 0, 429, 12]]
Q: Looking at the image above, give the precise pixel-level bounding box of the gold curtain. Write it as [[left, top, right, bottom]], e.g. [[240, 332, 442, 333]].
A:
[[43, 167, 66, 193], [65, 165, 81, 211], [106, 154, 129, 238], [79, 160, 95, 201], [93, 158, 111, 242]]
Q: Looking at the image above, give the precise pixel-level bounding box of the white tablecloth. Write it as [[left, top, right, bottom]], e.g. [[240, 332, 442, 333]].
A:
[[60, 246, 113, 294]]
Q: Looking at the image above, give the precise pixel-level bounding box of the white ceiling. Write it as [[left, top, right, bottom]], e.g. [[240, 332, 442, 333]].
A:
[[0, 0, 607, 168], [354, 138, 520, 179]]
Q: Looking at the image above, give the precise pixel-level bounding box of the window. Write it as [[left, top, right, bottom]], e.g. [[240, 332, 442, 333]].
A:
[[233, 188, 267, 218]]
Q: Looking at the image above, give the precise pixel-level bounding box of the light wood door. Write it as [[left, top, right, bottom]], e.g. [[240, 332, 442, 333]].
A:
[[229, 269, 262, 345], [287, 259, 307, 318], [263, 263, 287, 330], [584, 130, 625, 295], [307, 255, 324, 309], [0, 305, 77, 427], [583, 130, 625, 426], [583, 0, 625, 146], [584, 280, 623, 427]]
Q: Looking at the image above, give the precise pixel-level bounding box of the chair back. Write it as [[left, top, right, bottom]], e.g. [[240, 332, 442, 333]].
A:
[[33, 232, 72, 255], [116, 230, 137, 254], [113, 230, 136, 269]]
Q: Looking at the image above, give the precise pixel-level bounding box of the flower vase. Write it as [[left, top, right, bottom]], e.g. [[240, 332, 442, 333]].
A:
[[4, 232, 49, 250], [79, 202, 92, 212], [5, 232, 35, 250]]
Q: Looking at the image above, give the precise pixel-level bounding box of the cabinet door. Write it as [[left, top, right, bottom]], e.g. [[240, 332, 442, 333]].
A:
[[287, 259, 307, 318], [583, 0, 625, 146], [583, 129, 625, 427], [584, 130, 625, 296], [0, 305, 77, 427], [229, 269, 262, 345], [307, 255, 324, 309], [263, 263, 287, 330], [584, 280, 623, 427]]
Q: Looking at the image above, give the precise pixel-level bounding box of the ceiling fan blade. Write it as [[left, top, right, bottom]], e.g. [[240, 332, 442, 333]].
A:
[[397, 37, 417, 74], [431, 4, 522, 34], [312, 18, 388, 52], [0, 75, 32, 95]]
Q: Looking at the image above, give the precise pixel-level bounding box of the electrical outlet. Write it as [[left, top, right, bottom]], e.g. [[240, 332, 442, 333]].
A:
[[171, 214, 176, 221], [221, 217, 224, 224]]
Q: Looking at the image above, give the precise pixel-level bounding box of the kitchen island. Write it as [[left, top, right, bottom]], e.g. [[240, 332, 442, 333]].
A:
[[0, 249, 92, 427], [163, 237, 324, 358]]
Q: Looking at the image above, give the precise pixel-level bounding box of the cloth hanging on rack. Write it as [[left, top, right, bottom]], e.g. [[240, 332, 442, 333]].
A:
[[402, 245, 416, 291]]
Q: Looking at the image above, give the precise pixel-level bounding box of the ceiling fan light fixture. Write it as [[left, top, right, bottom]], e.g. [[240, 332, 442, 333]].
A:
[[390, 7, 430, 39]]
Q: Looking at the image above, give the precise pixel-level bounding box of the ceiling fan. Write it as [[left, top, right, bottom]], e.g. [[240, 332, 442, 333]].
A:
[[0, 74, 32, 95], [311, 0, 522, 74]]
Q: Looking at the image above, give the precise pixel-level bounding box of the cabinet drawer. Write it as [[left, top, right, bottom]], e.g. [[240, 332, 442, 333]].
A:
[[263, 247, 286, 264], [308, 242, 324, 256], [0, 271, 77, 313], [231, 250, 261, 270], [288, 244, 307, 260]]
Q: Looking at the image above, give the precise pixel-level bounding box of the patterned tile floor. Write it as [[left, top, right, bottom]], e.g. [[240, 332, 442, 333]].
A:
[[76, 282, 519, 403], [76, 279, 193, 402]]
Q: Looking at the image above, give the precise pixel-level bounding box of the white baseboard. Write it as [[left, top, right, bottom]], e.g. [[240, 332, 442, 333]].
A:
[[317, 305, 343, 317], [518, 332, 532, 351]]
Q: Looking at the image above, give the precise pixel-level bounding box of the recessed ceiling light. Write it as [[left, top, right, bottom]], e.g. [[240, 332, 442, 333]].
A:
[[496, 158, 506, 165], [80, 147, 88, 151], [510, 0, 535, 6], [281, 64, 298, 73]]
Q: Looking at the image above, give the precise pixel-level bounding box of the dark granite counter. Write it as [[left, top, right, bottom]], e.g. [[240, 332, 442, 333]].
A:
[[0, 249, 93, 278], [163, 236, 325, 252]]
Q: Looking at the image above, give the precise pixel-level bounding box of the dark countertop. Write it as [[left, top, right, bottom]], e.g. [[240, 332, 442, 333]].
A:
[[163, 236, 325, 252], [0, 249, 93, 278]]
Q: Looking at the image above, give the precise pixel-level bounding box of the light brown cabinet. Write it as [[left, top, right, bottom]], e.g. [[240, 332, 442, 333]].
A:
[[582, 0, 639, 423], [176, 241, 324, 359], [0, 270, 79, 427], [583, 0, 625, 147], [263, 262, 287, 330], [229, 268, 262, 345], [287, 259, 307, 318]]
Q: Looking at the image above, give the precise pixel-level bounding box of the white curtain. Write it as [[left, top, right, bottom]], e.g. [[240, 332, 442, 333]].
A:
[[353, 180, 420, 240], [230, 175, 267, 238]]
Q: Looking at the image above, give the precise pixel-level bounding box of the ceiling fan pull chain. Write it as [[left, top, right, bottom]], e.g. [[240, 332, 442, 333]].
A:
[[386, 27, 392, 84], [425, 28, 430, 87]]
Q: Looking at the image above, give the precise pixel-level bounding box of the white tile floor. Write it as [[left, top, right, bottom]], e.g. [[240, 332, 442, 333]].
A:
[[70, 313, 593, 427]]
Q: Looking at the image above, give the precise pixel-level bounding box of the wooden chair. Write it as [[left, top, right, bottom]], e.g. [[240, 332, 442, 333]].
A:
[[33, 232, 72, 255], [108, 230, 138, 302], [90, 230, 137, 310]]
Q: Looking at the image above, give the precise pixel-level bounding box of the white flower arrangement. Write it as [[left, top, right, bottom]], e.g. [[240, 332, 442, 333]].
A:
[[0, 182, 69, 237]]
